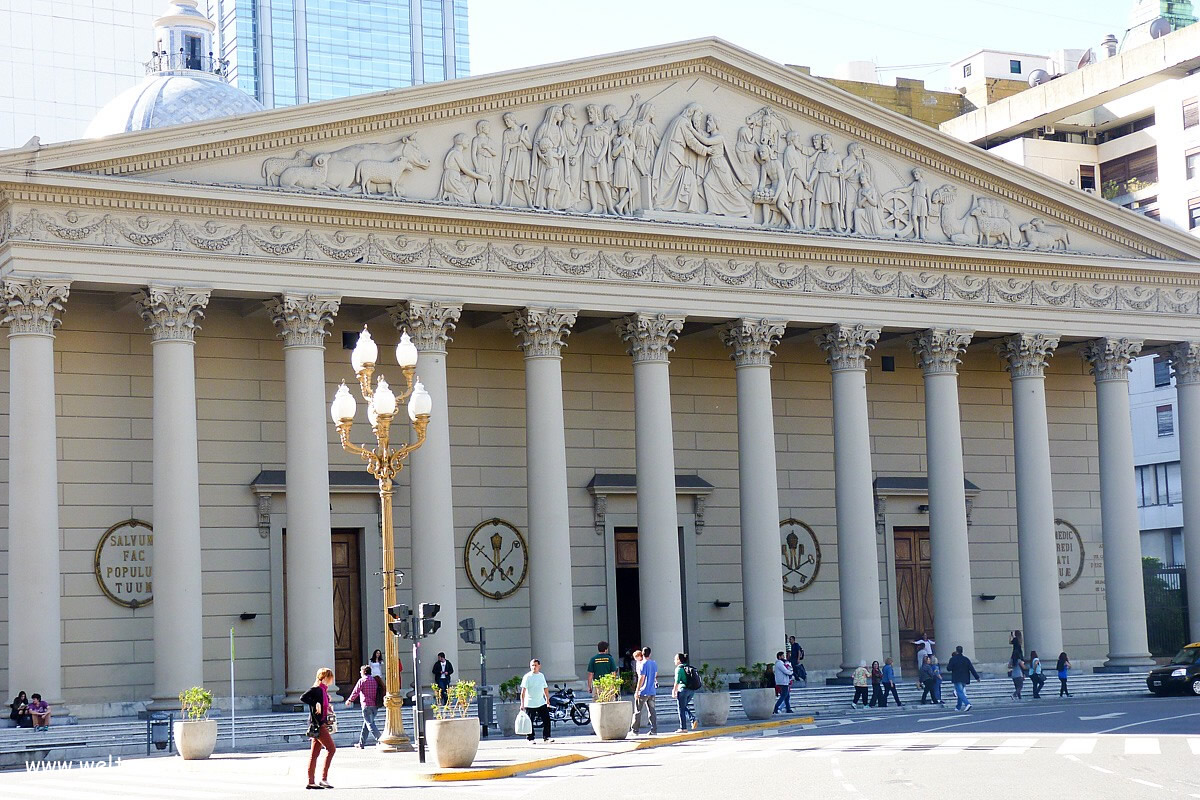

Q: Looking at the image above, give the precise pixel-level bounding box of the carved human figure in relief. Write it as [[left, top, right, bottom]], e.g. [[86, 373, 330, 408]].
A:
[[577, 103, 615, 214], [439, 133, 489, 204], [560, 103, 582, 208], [782, 131, 814, 229], [471, 119, 498, 205], [499, 112, 533, 207], [905, 167, 931, 240], [754, 144, 794, 228], [852, 173, 887, 236], [700, 114, 752, 218], [631, 102, 661, 208], [610, 117, 638, 215], [735, 125, 759, 187], [530, 105, 567, 208], [653, 103, 712, 213], [533, 137, 566, 210], [809, 134, 845, 231], [840, 143, 873, 230]]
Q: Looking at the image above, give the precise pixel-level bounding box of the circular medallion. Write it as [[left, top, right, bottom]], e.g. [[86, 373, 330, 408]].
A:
[[464, 518, 528, 600], [1055, 518, 1085, 589], [781, 518, 821, 594], [94, 519, 154, 608]]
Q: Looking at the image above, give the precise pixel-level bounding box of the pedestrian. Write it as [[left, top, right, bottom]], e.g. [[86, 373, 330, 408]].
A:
[[882, 657, 903, 707], [346, 664, 384, 748], [630, 646, 658, 736], [1056, 652, 1072, 697], [918, 655, 936, 704], [851, 660, 870, 708], [520, 658, 553, 743], [911, 632, 935, 675], [1009, 630, 1024, 667], [788, 636, 806, 687], [946, 645, 980, 711], [621, 648, 634, 673], [300, 667, 337, 790], [672, 653, 697, 732], [930, 655, 945, 705], [868, 660, 884, 707], [772, 651, 794, 714], [368, 649, 385, 679], [1011, 656, 1026, 700], [432, 652, 454, 702], [1029, 650, 1046, 699], [586, 641, 618, 696]]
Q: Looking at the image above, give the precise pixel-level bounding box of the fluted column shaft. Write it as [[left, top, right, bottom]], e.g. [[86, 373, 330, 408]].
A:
[[617, 313, 686, 659], [508, 308, 578, 680], [911, 329, 975, 661], [1168, 342, 1200, 642], [816, 324, 883, 676], [137, 286, 211, 706], [3, 277, 70, 704], [1084, 338, 1153, 667], [720, 319, 787, 665], [391, 301, 462, 666], [270, 294, 340, 699]]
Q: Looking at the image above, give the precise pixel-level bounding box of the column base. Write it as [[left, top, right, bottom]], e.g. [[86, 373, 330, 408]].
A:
[[827, 673, 855, 686], [1096, 657, 1156, 672]]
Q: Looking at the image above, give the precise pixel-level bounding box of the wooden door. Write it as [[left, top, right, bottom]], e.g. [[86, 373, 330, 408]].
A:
[[893, 527, 933, 671], [330, 529, 363, 697]]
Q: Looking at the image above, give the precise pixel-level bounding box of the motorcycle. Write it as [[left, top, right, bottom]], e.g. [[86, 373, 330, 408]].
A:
[[548, 686, 590, 726]]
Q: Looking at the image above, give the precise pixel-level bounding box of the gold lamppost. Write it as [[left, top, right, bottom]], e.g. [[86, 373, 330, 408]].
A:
[[330, 326, 432, 751]]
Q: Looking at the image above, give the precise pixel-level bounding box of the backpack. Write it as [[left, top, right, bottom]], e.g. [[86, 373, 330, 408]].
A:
[[763, 666, 776, 688], [682, 665, 701, 691]]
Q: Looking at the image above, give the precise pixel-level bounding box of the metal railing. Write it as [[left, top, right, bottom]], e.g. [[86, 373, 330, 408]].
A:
[[145, 50, 230, 76]]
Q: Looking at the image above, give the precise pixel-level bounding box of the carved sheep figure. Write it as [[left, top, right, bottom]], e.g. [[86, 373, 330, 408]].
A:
[[261, 149, 313, 186], [278, 153, 331, 191], [1019, 218, 1071, 251], [968, 198, 1015, 247], [355, 153, 430, 198]]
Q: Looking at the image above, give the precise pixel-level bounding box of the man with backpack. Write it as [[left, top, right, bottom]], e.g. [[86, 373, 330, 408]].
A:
[[672, 652, 701, 732], [772, 650, 794, 714]]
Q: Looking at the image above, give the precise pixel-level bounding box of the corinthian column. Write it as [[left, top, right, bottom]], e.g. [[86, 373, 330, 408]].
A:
[[136, 286, 211, 706], [507, 307, 579, 680], [268, 293, 340, 700], [1168, 343, 1200, 642], [815, 323, 883, 676], [910, 329, 975, 660], [390, 300, 462, 666], [615, 312, 686, 659], [1083, 337, 1154, 668], [3, 277, 70, 704], [719, 318, 787, 665], [998, 333, 1064, 660]]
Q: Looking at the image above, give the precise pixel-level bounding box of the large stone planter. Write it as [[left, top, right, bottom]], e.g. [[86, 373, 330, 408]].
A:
[[740, 687, 776, 720], [173, 719, 217, 760], [428, 717, 481, 768], [590, 700, 632, 741], [496, 702, 521, 737], [695, 692, 730, 727]]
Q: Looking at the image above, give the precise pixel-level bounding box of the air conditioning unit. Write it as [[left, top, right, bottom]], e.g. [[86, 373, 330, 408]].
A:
[[1040, 125, 1056, 136]]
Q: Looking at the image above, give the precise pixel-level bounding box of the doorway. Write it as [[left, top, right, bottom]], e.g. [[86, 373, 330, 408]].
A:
[[330, 529, 364, 697], [614, 527, 641, 660], [893, 526, 933, 670]]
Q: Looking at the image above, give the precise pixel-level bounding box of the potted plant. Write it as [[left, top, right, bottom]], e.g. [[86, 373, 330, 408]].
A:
[[737, 663, 776, 720], [694, 663, 730, 727], [427, 679, 480, 768], [495, 676, 523, 737], [589, 672, 631, 741], [174, 687, 217, 760]]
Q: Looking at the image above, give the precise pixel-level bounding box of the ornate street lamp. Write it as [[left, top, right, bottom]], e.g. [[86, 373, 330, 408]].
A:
[[330, 326, 431, 751]]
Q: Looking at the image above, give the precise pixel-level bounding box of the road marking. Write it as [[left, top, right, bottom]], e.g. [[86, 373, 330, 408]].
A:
[[1131, 779, 1163, 788], [918, 710, 1061, 733], [1056, 738, 1098, 754], [1189, 738, 1200, 755], [1123, 738, 1161, 755], [990, 737, 1037, 755], [1097, 712, 1200, 734], [1089, 765, 1114, 774], [930, 737, 978, 754], [1079, 712, 1125, 720]]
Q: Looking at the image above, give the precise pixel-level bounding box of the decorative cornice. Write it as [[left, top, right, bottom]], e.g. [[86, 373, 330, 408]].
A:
[[135, 286, 211, 342], [815, 323, 880, 372], [615, 312, 685, 364], [266, 293, 340, 348], [1167, 341, 1200, 386], [909, 328, 973, 376], [389, 300, 461, 353], [718, 318, 786, 367], [997, 333, 1060, 379], [506, 307, 578, 359], [1, 277, 70, 336], [1082, 337, 1143, 382]]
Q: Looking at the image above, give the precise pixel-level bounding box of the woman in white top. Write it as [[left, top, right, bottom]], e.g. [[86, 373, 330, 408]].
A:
[[368, 649, 385, 678], [912, 634, 935, 676]]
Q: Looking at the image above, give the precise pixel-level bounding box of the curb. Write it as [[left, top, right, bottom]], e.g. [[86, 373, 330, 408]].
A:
[[425, 753, 588, 782], [633, 715, 816, 749]]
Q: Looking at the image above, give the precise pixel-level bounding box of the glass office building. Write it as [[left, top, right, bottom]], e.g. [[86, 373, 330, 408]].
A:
[[205, 0, 468, 108]]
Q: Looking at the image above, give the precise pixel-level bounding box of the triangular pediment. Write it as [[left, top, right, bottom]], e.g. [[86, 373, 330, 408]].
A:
[[4, 38, 1198, 263]]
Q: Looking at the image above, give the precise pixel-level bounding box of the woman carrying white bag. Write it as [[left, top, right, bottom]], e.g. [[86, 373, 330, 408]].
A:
[[519, 658, 553, 743]]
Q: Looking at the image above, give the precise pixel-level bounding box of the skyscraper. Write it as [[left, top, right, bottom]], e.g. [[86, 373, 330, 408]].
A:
[[206, 0, 469, 108]]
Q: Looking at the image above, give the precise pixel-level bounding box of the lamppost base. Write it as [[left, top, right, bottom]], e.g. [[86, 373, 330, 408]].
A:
[[379, 699, 414, 752]]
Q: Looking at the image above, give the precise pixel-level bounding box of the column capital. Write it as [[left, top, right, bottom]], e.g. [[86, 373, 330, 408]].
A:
[[814, 323, 880, 371], [266, 293, 340, 348], [389, 300, 462, 353], [2, 277, 70, 336], [506, 307, 578, 358], [1082, 336, 1143, 382], [718, 318, 786, 367], [135, 285, 211, 343], [997, 333, 1060, 378], [909, 328, 973, 376], [1167, 341, 1200, 386], [615, 312, 685, 364]]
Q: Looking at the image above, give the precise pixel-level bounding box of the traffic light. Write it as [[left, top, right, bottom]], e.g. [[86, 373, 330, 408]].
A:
[[388, 603, 411, 639], [418, 602, 442, 638], [459, 617, 476, 644]]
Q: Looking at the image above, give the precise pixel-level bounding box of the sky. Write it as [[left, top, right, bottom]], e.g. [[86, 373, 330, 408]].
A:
[[469, 0, 1147, 90]]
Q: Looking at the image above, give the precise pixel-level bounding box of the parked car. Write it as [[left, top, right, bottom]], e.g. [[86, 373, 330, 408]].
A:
[[1147, 643, 1200, 696]]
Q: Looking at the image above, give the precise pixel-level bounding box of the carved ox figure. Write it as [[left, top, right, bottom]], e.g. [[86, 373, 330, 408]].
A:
[[322, 135, 429, 193], [355, 151, 431, 198]]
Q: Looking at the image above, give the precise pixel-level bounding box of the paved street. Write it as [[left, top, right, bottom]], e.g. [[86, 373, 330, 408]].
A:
[[0, 694, 1195, 799]]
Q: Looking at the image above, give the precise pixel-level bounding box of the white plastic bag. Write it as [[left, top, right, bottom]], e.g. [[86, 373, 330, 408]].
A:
[[514, 709, 532, 736]]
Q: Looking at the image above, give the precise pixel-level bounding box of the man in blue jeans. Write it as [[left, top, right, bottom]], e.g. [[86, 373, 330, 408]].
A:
[[772, 651, 794, 714], [946, 645, 980, 712], [672, 653, 696, 732], [630, 646, 658, 735]]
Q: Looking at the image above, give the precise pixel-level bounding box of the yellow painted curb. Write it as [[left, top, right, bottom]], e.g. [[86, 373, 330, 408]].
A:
[[633, 715, 816, 749], [425, 753, 587, 782]]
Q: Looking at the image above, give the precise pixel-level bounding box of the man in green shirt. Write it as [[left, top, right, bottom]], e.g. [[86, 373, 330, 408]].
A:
[[586, 641, 618, 695]]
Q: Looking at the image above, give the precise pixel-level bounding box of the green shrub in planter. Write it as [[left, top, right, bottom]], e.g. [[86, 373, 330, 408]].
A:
[[178, 687, 213, 720], [736, 662, 774, 689], [699, 663, 727, 693], [593, 672, 624, 703], [498, 676, 522, 702], [433, 680, 477, 720]]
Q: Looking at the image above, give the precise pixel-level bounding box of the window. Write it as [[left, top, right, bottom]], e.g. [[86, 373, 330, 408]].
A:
[[1188, 149, 1200, 180], [1190, 200, 1200, 229], [1185, 98, 1199, 129], [1100, 147, 1158, 196], [1137, 462, 1181, 506], [1154, 358, 1172, 387], [1079, 164, 1096, 190], [1009, 59, 1022, 74], [963, 63, 972, 78], [1158, 404, 1175, 436]]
